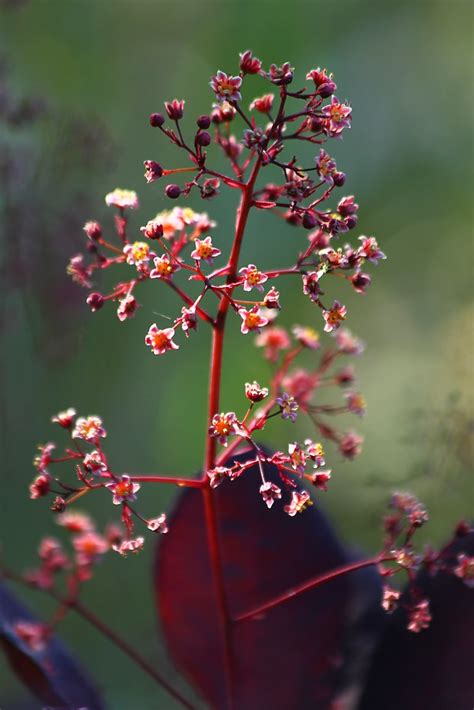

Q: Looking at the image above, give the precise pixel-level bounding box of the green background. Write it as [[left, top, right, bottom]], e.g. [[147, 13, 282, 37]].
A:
[[1, 0, 472, 707]]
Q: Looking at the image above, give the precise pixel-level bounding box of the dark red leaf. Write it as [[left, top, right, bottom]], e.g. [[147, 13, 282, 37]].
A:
[[0, 581, 104, 709], [156, 449, 382, 709], [358, 532, 474, 710]]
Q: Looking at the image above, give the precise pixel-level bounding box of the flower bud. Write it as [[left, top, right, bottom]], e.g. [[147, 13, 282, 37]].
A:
[[51, 496, 66, 513], [165, 184, 181, 199], [149, 112, 165, 127], [302, 211, 318, 229], [345, 215, 358, 230], [86, 292, 105, 312], [333, 171, 346, 187], [197, 115, 211, 129], [83, 221, 102, 241], [165, 99, 185, 120], [318, 80, 336, 98], [196, 131, 211, 147], [144, 160, 163, 183]]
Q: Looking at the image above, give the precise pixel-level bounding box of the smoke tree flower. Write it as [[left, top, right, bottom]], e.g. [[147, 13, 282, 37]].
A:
[[106, 475, 140, 505], [284, 490, 312, 516], [105, 188, 139, 210], [239, 306, 268, 334], [147, 514, 168, 534], [145, 325, 179, 355], [72, 416, 106, 441], [276, 393, 299, 422], [190, 236, 221, 264], [239, 264, 268, 292], [259, 481, 282, 509]]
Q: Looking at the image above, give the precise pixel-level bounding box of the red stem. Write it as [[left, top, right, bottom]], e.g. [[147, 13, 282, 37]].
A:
[[235, 555, 392, 622], [200, 156, 262, 710]]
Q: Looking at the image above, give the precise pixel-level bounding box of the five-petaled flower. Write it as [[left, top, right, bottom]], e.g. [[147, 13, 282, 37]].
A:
[[123, 241, 151, 267], [358, 236, 386, 265], [292, 325, 320, 350], [323, 300, 347, 332], [305, 440, 326, 468], [117, 294, 138, 322], [259, 481, 282, 509], [106, 475, 140, 505], [276, 393, 299, 422], [321, 96, 352, 137], [256, 326, 290, 361], [105, 188, 139, 210], [239, 264, 268, 292], [288, 442, 306, 475], [238, 306, 268, 334], [210, 71, 242, 103], [454, 553, 474, 587], [345, 392, 367, 417], [381, 585, 401, 614], [145, 325, 179, 355], [150, 253, 178, 280], [147, 514, 168, 534], [284, 490, 312, 516], [190, 236, 221, 265], [407, 599, 432, 633], [316, 149, 338, 184], [249, 94, 274, 113], [73, 532, 109, 566], [83, 450, 108, 475], [72, 416, 106, 441], [209, 412, 239, 446]]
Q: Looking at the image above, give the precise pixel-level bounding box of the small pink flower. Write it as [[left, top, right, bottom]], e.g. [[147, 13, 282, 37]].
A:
[[345, 392, 367, 417], [150, 254, 178, 280], [238, 306, 268, 334], [72, 416, 106, 441], [117, 294, 138, 322], [106, 475, 140, 505], [105, 188, 139, 210], [141, 218, 164, 240], [145, 324, 179, 355], [267, 62, 294, 86], [180, 306, 198, 336], [323, 300, 347, 333], [83, 450, 108, 475], [284, 490, 312, 516], [305, 440, 326, 468], [315, 149, 338, 184], [311, 470, 332, 491], [453, 554, 474, 587], [165, 99, 185, 119], [407, 599, 431, 633], [263, 286, 281, 310], [73, 531, 109, 566], [113, 536, 145, 557], [339, 431, 363, 459], [147, 513, 168, 534], [358, 236, 386, 265], [57, 511, 94, 533], [207, 466, 230, 489], [51, 408, 76, 428], [256, 326, 290, 362], [282, 369, 319, 407], [29, 473, 50, 499], [210, 71, 242, 103], [239, 264, 268, 292], [245, 381, 269, 403], [33, 442, 55, 473], [321, 96, 352, 137], [302, 271, 322, 302], [67, 254, 92, 288], [190, 236, 221, 265], [276, 393, 299, 422], [209, 412, 239, 447], [259, 481, 282, 509], [334, 328, 364, 355], [123, 241, 151, 267], [249, 94, 274, 113], [381, 585, 401, 613], [239, 50, 262, 75], [292, 325, 320, 350], [288, 442, 306, 475]]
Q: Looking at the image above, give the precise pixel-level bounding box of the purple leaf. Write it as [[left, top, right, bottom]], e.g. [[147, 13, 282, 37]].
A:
[[156, 449, 382, 709], [358, 532, 474, 710], [0, 581, 104, 709]]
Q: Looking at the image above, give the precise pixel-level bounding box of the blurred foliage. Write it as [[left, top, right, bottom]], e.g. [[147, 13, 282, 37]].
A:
[[0, 0, 472, 707]]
